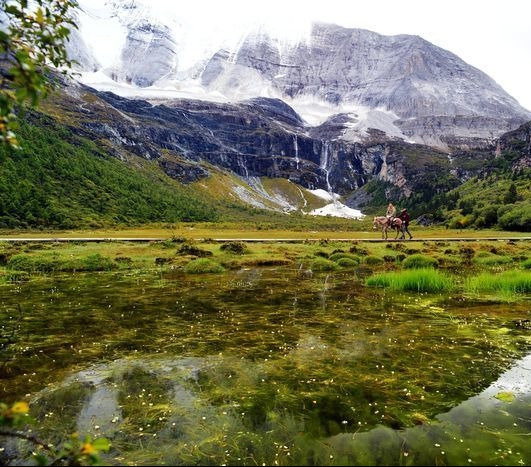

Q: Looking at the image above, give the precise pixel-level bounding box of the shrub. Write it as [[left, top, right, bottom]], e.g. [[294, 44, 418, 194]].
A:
[[329, 252, 359, 263], [472, 205, 499, 228], [220, 241, 248, 255], [349, 245, 369, 255], [498, 204, 531, 231], [364, 255, 383, 265], [309, 257, 338, 272], [177, 243, 213, 257], [0, 253, 11, 265], [7, 254, 34, 271], [184, 258, 225, 274], [335, 257, 360, 269], [447, 215, 473, 229], [402, 254, 438, 269], [80, 253, 116, 271], [7, 254, 58, 272]]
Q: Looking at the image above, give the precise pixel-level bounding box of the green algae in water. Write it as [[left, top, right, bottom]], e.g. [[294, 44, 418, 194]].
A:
[[1, 268, 530, 465]]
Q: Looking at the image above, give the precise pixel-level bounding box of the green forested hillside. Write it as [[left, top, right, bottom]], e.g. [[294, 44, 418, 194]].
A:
[[436, 170, 531, 231], [0, 118, 219, 228], [414, 146, 531, 231], [358, 143, 531, 231], [2, 111, 531, 232]]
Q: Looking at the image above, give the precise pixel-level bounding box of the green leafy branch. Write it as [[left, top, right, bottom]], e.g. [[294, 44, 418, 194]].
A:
[[0, 400, 110, 466], [0, 0, 79, 148]]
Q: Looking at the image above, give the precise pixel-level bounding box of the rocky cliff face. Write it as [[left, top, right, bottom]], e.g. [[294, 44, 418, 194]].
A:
[[53, 1, 531, 215], [203, 23, 519, 118], [200, 23, 530, 148], [495, 121, 531, 172], [68, 1, 531, 151], [47, 80, 458, 213]]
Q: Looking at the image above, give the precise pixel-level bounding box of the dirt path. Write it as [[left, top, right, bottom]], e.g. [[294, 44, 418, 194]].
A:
[[0, 237, 530, 243]]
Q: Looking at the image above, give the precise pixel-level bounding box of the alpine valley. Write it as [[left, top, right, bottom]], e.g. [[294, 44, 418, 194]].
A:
[[3, 0, 531, 230]]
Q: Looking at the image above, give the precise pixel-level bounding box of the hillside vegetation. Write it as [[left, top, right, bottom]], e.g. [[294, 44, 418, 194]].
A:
[[0, 118, 221, 229], [1, 111, 531, 232]]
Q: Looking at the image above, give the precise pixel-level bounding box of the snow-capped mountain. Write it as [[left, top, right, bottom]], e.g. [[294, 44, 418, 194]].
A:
[[67, 0, 531, 150]]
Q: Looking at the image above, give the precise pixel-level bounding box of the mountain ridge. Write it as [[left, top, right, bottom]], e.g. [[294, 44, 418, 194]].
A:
[[5, 0, 531, 230], [2, 70, 530, 230], [67, 0, 531, 151]]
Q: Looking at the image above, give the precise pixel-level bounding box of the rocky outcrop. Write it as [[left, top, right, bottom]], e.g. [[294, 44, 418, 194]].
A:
[[70, 2, 531, 150], [118, 20, 177, 87], [199, 23, 531, 145], [51, 82, 458, 206], [496, 121, 531, 171]]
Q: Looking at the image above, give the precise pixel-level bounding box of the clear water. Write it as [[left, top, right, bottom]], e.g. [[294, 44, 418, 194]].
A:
[[1, 267, 530, 465]]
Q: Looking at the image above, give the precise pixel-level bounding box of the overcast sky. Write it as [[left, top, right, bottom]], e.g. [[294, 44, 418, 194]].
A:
[[162, 0, 531, 111]]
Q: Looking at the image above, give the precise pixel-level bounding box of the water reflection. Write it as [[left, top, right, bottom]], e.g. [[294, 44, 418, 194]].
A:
[[1, 267, 530, 465]]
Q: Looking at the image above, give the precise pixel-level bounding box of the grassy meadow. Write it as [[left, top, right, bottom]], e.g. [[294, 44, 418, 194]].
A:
[[1, 222, 530, 299]]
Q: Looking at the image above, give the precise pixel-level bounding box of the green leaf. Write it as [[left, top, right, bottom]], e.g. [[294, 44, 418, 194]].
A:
[[494, 391, 515, 403], [4, 5, 20, 15], [32, 453, 50, 466], [35, 8, 44, 25], [92, 437, 111, 452]]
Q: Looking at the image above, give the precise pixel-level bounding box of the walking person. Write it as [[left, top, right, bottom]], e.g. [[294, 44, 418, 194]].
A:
[[398, 208, 413, 240]]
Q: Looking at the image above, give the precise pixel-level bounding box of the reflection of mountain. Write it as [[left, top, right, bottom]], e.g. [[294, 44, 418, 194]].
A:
[[25, 351, 531, 465], [4, 264, 530, 465], [472, 352, 531, 397], [326, 352, 531, 465]]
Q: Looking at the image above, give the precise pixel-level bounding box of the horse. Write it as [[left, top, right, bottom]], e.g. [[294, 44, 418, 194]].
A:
[[372, 216, 403, 240]]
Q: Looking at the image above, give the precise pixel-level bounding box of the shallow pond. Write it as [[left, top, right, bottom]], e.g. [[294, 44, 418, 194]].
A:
[[1, 266, 530, 465]]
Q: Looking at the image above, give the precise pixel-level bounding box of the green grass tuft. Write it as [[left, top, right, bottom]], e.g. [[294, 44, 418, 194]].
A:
[[402, 253, 438, 269], [309, 257, 339, 272], [465, 270, 531, 295], [366, 268, 454, 293], [184, 258, 225, 274]]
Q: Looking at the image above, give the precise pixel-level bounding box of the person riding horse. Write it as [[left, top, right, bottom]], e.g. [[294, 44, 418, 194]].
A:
[[386, 203, 397, 228]]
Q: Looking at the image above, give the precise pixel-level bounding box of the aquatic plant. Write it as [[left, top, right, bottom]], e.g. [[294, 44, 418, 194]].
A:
[[465, 270, 531, 296], [366, 268, 454, 293], [184, 258, 225, 274]]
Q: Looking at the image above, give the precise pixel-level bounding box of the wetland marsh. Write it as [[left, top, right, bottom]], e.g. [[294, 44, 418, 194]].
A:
[[1, 234, 530, 465]]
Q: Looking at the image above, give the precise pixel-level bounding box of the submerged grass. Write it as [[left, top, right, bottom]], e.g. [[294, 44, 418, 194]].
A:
[[2, 232, 531, 466]]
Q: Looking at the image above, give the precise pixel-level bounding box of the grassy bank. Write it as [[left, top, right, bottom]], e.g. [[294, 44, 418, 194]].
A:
[[1, 222, 530, 241], [1, 230, 530, 284]]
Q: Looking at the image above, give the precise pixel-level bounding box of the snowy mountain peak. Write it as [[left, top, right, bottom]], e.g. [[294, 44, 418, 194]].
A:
[[67, 0, 531, 149]]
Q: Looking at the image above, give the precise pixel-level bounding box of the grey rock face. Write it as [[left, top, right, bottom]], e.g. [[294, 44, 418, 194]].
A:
[[201, 23, 530, 144], [118, 20, 177, 87], [70, 2, 531, 148], [60, 82, 453, 204], [216, 23, 529, 120]]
